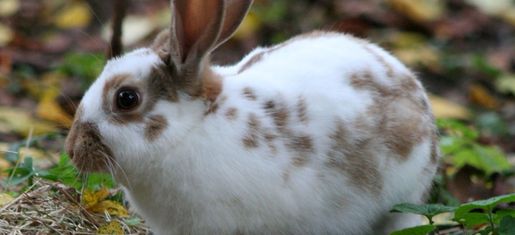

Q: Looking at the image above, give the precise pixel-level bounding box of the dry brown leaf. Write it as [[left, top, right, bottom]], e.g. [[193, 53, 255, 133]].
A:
[[468, 84, 498, 109], [429, 94, 471, 120], [54, 2, 92, 29], [387, 0, 445, 22], [97, 220, 124, 235]]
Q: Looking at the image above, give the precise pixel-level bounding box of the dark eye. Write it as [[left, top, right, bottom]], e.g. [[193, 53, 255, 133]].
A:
[[116, 88, 140, 111]]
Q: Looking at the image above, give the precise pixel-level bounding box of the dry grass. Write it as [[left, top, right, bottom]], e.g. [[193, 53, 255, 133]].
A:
[[0, 180, 149, 234]]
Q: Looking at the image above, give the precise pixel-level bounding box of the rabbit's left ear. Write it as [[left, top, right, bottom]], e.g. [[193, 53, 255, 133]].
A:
[[155, 0, 252, 96]]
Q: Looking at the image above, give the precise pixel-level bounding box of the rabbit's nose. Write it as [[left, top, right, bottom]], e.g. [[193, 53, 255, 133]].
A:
[[65, 121, 114, 173]]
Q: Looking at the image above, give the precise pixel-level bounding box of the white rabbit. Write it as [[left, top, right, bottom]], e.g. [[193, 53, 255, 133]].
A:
[[65, 0, 439, 234]]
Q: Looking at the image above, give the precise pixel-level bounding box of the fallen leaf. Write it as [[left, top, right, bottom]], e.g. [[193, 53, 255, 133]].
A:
[[502, 8, 515, 26], [466, 0, 512, 15], [495, 74, 515, 95], [0, 106, 56, 136], [97, 221, 124, 235], [54, 2, 92, 29], [0, 23, 13, 47], [387, 0, 445, 22], [82, 188, 110, 208], [102, 16, 156, 46], [37, 89, 73, 128], [89, 200, 129, 217], [468, 84, 498, 109], [0, 0, 19, 17], [0, 193, 14, 207], [429, 95, 471, 120]]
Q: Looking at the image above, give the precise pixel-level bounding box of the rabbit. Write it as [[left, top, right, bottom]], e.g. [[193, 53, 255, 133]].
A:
[[65, 0, 440, 234]]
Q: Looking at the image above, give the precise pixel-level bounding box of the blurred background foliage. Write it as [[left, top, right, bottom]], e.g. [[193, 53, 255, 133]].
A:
[[0, 0, 514, 233]]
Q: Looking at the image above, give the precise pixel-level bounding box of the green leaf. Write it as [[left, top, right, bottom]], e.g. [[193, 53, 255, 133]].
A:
[[495, 210, 515, 224], [58, 53, 105, 87], [499, 216, 515, 235], [455, 194, 515, 219], [439, 136, 468, 155], [449, 145, 510, 176], [475, 112, 508, 136], [437, 119, 479, 141], [391, 203, 456, 219], [390, 224, 435, 235], [454, 212, 490, 228]]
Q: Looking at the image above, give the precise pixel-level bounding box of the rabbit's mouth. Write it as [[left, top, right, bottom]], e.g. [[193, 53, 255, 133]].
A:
[[65, 121, 114, 173]]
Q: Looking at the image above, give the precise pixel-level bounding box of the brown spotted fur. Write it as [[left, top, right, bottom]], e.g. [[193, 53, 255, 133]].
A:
[[145, 115, 168, 141], [327, 120, 382, 194]]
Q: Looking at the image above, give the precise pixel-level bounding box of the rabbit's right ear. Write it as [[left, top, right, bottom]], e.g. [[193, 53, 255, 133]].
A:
[[153, 0, 252, 96]]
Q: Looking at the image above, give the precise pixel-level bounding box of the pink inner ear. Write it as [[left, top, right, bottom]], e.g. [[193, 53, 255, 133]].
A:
[[174, 0, 224, 61]]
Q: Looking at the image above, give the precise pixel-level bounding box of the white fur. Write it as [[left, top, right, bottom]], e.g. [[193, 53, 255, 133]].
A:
[[79, 32, 437, 235]]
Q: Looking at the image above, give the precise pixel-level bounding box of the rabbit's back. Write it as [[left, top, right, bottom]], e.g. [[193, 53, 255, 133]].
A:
[[187, 32, 439, 234]]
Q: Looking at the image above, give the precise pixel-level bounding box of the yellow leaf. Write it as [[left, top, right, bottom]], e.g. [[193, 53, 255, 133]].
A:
[[96, 221, 124, 235], [89, 200, 129, 217], [54, 2, 92, 29], [102, 16, 155, 46], [501, 8, 515, 26], [387, 0, 445, 22], [468, 84, 498, 109], [22, 72, 63, 100], [37, 89, 73, 128], [495, 73, 515, 95], [0, 106, 56, 136], [466, 0, 512, 15], [429, 95, 470, 120], [0, 0, 19, 17], [233, 12, 260, 40], [0, 193, 14, 207], [0, 23, 13, 47], [82, 187, 110, 208]]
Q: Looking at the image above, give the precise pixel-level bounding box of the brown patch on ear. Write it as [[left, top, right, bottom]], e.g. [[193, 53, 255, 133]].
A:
[[242, 87, 257, 101], [145, 115, 168, 141], [326, 120, 382, 195]]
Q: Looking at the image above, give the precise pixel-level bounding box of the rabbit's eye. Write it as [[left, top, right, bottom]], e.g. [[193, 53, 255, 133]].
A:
[[116, 88, 140, 111]]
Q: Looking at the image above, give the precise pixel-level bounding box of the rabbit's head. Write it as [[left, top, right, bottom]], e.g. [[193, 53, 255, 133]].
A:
[[65, 0, 252, 173]]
